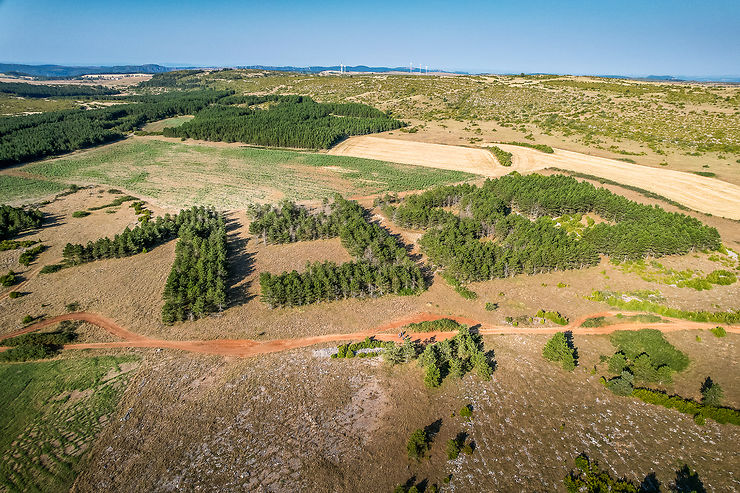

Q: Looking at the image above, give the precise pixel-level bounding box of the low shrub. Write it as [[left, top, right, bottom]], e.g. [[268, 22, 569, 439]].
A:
[[8, 291, 22, 299], [0, 343, 57, 362], [332, 337, 393, 358], [40, 263, 64, 274], [632, 387, 739, 426], [0, 270, 17, 287], [22, 315, 34, 324], [488, 146, 512, 166], [710, 326, 727, 338], [405, 318, 464, 333], [18, 244, 46, 266], [502, 141, 554, 153], [484, 302, 498, 311], [536, 309, 569, 326], [72, 210, 91, 218], [706, 269, 736, 285]]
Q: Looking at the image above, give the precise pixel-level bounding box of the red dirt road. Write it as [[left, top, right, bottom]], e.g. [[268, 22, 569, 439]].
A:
[[2, 311, 737, 358]]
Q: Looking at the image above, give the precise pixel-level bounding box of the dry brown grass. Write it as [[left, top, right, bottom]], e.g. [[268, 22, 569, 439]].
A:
[[70, 332, 739, 492]]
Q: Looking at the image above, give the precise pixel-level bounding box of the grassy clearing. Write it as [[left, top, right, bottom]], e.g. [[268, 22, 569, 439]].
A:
[[23, 138, 474, 207], [0, 355, 139, 492], [141, 115, 194, 132], [0, 93, 79, 115], [0, 175, 67, 203]]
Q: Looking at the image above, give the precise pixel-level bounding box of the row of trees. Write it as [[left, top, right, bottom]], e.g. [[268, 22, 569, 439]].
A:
[[257, 196, 426, 308], [60, 206, 228, 323], [0, 81, 119, 98], [161, 213, 227, 323], [0, 90, 230, 166], [162, 97, 401, 149], [248, 200, 341, 244], [61, 208, 211, 264], [380, 173, 721, 283], [0, 205, 43, 240]]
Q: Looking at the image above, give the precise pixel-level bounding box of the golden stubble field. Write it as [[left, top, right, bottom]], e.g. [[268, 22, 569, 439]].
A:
[[330, 135, 740, 220]]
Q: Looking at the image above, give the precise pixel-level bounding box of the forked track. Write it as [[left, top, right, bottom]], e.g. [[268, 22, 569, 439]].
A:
[[1, 311, 737, 358]]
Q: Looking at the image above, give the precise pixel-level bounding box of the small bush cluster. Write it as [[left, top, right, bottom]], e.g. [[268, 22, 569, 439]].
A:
[[88, 194, 138, 211], [710, 326, 727, 338], [0, 239, 37, 251], [503, 141, 555, 153], [535, 309, 569, 325], [564, 455, 638, 492], [72, 210, 91, 218], [0, 321, 79, 362], [18, 244, 45, 266], [332, 337, 393, 358], [405, 318, 464, 333], [607, 329, 688, 384], [487, 146, 512, 166], [0, 270, 17, 287]]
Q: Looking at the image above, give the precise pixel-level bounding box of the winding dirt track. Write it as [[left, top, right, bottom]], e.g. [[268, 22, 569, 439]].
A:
[[328, 136, 740, 220], [2, 311, 737, 358]]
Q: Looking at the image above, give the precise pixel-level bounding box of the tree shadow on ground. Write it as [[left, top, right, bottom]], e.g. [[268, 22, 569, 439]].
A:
[[225, 217, 255, 307], [564, 330, 580, 366], [423, 418, 443, 444], [639, 472, 661, 492], [672, 464, 705, 493]]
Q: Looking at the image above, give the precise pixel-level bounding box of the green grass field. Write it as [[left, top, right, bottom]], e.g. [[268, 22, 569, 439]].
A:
[[0, 355, 139, 492], [0, 94, 80, 115], [23, 138, 474, 208], [0, 175, 67, 203], [141, 115, 194, 132]]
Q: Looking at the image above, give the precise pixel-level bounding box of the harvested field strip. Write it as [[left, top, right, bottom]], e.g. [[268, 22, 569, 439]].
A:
[[3, 311, 737, 359], [330, 135, 740, 220]]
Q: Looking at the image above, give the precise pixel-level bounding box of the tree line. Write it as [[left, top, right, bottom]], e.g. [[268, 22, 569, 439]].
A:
[[59, 206, 228, 323], [0, 89, 230, 166], [0, 205, 43, 240], [162, 96, 401, 149], [378, 173, 720, 283], [0, 81, 120, 98], [161, 212, 227, 323], [254, 196, 426, 308]]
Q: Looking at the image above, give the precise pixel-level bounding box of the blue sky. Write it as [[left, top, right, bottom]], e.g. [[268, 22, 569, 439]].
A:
[[1, 0, 738, 76]]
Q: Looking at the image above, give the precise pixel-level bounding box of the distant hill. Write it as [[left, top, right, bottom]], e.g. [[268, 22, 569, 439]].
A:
[[238, 65, 466, 74], [0, 63, 180, 78]]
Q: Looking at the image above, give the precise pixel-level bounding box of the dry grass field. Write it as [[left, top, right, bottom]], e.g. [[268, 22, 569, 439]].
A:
[[68, 333, 739, 492]]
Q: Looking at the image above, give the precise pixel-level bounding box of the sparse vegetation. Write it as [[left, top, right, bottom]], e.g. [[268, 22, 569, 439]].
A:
[[588, 290, 740, 324], [502, 141, 554, 153]]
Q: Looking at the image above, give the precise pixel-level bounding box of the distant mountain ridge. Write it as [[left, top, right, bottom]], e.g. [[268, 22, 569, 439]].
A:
[[238, 65, 466, 74], [0, 63, 179, 78], [1, 63, 736, 82]]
